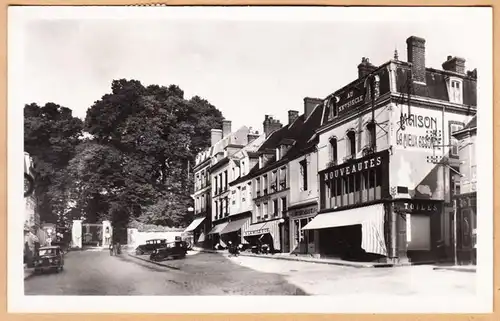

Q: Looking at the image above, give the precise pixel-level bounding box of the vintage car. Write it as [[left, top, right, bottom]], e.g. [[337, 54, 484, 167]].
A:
[[149, 241, 188, 261], [135, 239, 167, 255], [33, 246, 64, 273]]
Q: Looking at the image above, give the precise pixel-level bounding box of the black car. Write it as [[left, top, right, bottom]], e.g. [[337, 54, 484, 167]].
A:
[[149, 241, 188, 261], [135, 239, 167, 255], [33, 246, 64, 273]]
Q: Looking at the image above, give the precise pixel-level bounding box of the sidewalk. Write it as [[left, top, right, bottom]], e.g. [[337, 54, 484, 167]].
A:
[[191, 247, 393, 268], [24, 263, 35, 280]]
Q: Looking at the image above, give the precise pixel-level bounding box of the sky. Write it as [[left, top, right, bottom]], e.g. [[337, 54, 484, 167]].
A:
[[16, 6, 491, 134]]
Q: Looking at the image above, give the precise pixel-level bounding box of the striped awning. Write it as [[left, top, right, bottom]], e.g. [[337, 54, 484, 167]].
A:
[[302, 203, 387, 256], [220, 217, 250, 235], [243, 220, 281, 251], [184, 217, 206, 233], [207, 222, 229, 235]]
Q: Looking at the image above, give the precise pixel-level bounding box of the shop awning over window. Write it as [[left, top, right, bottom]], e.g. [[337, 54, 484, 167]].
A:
[[243, 219, 281, 251], [302, 204, 387, 256], [197, 232, 205, 243], [207, 222, 229, 235], [183, 217, 206, 233], [220, 217, 250, 235]]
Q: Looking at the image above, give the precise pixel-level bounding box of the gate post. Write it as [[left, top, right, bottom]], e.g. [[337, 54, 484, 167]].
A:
[[102, 220, 112, 247], [72, 220, 82, 249]]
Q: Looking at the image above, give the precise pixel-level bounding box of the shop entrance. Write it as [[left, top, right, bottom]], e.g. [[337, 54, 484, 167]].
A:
[[290, 217, 315, 254]]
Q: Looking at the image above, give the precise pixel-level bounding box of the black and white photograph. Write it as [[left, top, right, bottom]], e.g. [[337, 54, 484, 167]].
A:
[[8, 6, 493, 314]]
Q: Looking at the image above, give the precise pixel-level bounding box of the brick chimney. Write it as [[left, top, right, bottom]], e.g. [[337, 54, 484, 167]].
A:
[[263, 115, 283, 138], [247, 129, 260, 144], [442, 56, 466, 74], [406, 36, 426, 83], [357, 57, 377, 78], [288, 110, 299, 125], [303, 97, 322, 120], [222, 119, 232, 138], [211, 129, 223, 146]]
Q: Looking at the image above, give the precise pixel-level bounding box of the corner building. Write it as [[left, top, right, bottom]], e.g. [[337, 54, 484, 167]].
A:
[[305, 36, 476, 264]]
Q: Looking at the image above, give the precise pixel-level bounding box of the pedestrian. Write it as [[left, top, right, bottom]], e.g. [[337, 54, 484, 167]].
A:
[[109, 242, 114, 256]]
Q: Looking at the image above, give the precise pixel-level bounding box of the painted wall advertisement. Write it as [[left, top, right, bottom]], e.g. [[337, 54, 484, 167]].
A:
[[395, 110, 443, 151]]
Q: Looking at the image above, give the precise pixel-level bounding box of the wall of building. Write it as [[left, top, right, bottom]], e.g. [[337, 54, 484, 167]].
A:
[[388, 103, 475, 201], [317, 104, 391, 173], [288, 151, 318, 206], [457, 132, 477, 195]]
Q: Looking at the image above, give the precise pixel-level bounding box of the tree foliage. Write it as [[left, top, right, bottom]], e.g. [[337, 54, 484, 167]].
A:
[[64, 79, 223, 228]]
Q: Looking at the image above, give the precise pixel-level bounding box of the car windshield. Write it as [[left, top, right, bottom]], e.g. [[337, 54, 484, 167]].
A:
[[38, 249, 56, 256]]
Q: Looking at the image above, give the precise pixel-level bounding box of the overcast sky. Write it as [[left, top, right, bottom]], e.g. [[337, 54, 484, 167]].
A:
[[14, 7, 491, 133]]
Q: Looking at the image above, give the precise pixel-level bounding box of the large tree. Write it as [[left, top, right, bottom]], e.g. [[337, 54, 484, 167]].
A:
[[24, 103, 84, 225], [78, 79, 224, 227]]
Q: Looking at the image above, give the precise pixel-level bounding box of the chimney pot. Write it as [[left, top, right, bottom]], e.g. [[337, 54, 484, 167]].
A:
[[288, 110, 299, 125], [358, 57, 377, 78], [210, 129, 223, 146], [303, 97, 322, 120], [263, 115, 283, 138], [442, 56, 466, 74]]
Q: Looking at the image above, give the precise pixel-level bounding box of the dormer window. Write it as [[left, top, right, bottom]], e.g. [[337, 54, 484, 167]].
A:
[[276, 148, 281, 161], [446, 77, 464, 104]]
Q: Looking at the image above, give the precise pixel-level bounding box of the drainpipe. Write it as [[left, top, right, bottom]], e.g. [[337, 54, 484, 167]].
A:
[[389, 202, 398, 261]]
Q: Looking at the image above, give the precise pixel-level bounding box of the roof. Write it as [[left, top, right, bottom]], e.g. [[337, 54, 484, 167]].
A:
[[232, 103, 328, 183], [453, 115, 477, 138], [464, 115, 477, 129]]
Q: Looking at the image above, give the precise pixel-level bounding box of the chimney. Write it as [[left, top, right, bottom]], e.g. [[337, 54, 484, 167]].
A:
[[263, 115, 283, 138], [211, 129, 223, 146], [222, 119, 232, 138], [406, 36, 426, 83], [288, 110, 299, 125], [247, 130, 260, 144], [303, 97, 322, 120], [357, 57, 377, 78], [442, 56, 466, 74]]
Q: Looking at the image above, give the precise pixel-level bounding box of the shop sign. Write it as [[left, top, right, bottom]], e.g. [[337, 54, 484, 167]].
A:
[[288, 205, 317, 218], [321, 150, 388, 182], [394, 200, 441, 215], [336, 86, 366, 115], [396, 111, 442, 150], [244, 228, 270, 237]]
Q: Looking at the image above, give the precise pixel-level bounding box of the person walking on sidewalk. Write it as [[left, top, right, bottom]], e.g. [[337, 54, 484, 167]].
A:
[[109, 242, 114, 256]]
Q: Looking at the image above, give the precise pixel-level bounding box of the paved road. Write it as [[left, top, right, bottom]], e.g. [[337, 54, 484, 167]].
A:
[[25, 250, 476, 297], [24, 250, 307, 295]]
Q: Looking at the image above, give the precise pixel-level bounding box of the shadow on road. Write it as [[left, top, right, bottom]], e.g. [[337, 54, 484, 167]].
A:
[[124, 250, 310, 295]]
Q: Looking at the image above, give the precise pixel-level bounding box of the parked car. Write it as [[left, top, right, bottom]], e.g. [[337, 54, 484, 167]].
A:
[[135, 239, 167, 255], [149, 241, 188, 261], [33, 246, 64, 274]]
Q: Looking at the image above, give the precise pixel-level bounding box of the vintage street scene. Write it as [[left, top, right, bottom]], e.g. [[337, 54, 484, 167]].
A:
[[16, 7, 488, 305]]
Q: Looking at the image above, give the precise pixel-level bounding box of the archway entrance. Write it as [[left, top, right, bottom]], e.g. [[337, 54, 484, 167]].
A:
[[71, 220, 113, 249]]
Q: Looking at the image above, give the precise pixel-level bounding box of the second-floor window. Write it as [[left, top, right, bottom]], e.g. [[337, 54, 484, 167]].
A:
[[281, 197, 287, 215], [224, 171, 228, 191], [299, 159, 308, 191], [263, 174, 268, 195], [255, 177, 261, 196], [263, 202, 268, 217], [347, 130, 356, 159], [256, 204, 261, 221], [271, 171, 278, 193], [273, 199, 279, 217], [449, 122, 464, 157], [279, 167, 287, 189], [366, 122, 376, 149], [329, 137, 338, 166]]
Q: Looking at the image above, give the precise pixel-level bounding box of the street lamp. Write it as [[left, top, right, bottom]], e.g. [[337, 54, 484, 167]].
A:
[[188, 207, 194, 212], [279, 218, 285, 224]]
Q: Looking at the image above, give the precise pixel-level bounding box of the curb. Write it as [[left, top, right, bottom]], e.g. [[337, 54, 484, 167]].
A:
[[433, 266, 476, 273], [191, 248, 390, 268], [126, 253, 181, 270]]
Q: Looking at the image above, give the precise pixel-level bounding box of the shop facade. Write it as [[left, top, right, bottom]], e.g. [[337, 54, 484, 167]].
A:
[[287, 202, 319, 255]]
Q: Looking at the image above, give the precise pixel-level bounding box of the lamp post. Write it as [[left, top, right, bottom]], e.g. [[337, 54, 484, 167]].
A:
[[278, 218, 285, 253]]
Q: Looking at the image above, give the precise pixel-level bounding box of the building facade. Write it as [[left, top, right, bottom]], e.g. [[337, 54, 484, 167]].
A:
[[306, 36, 476, 263], [452, 116, 477, 265]]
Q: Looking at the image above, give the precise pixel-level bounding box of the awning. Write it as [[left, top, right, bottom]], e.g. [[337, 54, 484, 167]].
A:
[[243, 222, 268, 237], [197, 232, 206, 243], [220, 217, 250, 235], [207, 222, 229, 235], [243, 220, 281, 251], [302, 204, 387, 256], [183, 217, 206, 233]]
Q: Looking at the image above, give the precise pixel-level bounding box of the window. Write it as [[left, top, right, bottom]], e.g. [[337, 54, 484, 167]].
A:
[[299, 159, 308, 191], [347, 131, 356, 158], [219, 173, 223, 193], [271, 171, 278, 193], [224, 171, 228, 191], [449, 122, 464, 157], [263, 175, 268, 195], [279, 167, 287, 189], [225, 197, 229, 216], [276, 148, 281, 161], [213, 177, 218, 194], [263, 202, 269, 218], [214, 201, 219, 219], [273, 199, 279, 217], [281, 197, 287, 215], [329, 137, 338, 166], [366, 122, 376, 149], [450, 167, 461, 197], [255, 177, 261, 197], [256, 204, 261, 221], [449, 80, 463, 104], [241, 161, 245, 175]]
